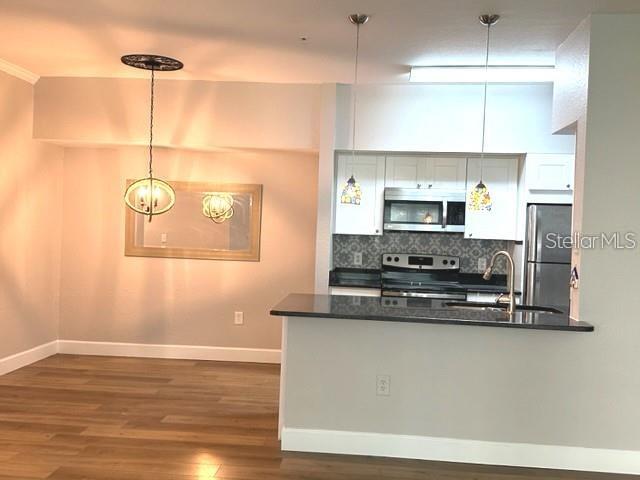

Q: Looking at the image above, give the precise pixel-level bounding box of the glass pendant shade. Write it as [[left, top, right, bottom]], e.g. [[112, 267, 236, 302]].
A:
[[469, 180, 492, 212], [340, 175, 362, 205], [202, 193, 235, 223], [125, 177, 176, 216]]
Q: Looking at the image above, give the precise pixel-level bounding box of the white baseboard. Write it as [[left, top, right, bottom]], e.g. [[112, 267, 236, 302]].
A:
[[0, 341, 58, 375], [281, 427, 640, 475], [57, 340, 281, 364]]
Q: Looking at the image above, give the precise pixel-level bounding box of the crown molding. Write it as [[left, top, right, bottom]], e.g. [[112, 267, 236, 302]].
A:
[[0, 58, 39, 84]]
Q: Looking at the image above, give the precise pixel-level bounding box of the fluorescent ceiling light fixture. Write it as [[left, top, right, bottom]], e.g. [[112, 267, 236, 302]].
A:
[[409, 65, 555, 83]]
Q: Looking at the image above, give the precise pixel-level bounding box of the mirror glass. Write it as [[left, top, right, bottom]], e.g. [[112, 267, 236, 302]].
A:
[[125, 182, 262, 261]]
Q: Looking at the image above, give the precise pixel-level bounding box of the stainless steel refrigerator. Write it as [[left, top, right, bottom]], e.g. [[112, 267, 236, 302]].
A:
[[525, 204, 572, 312]]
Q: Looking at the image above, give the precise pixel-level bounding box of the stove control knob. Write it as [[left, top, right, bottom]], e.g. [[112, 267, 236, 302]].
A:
[[394, 257, 400, 262], [450, 260, 456, 266], [443, 259, 448, 265], [386, 256, 392, 262]]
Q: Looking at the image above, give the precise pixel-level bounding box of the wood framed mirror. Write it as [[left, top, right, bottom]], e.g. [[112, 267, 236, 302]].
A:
[[125, 181, 263, 261]]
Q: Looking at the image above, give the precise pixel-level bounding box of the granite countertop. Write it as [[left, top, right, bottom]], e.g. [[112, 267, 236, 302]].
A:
[[329, 268, 521, 295], [270, 293, 593, 332]]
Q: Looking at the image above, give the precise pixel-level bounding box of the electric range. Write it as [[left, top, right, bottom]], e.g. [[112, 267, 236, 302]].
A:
[[381, 253, 469, 305]]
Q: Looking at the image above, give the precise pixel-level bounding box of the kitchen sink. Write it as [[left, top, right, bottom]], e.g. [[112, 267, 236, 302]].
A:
[[445, 302, 563, 314]]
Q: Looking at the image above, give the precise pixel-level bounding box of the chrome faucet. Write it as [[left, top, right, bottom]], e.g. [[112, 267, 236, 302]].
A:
[[483, 250, 516, 315]]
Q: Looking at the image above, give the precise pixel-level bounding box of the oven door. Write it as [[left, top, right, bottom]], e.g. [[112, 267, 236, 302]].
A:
[[381, 290, 467, 300]]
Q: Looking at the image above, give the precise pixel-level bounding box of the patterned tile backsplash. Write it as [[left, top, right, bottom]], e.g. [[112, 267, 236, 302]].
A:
[[333, 233, 509, 273]]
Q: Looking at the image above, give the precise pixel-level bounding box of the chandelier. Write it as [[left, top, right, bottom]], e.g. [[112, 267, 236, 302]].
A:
[[202, 193, 235, 223], [122, 54, 183, 221]]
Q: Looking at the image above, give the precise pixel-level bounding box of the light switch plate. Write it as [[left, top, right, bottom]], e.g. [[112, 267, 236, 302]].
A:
[[234, 311, 244, 325]]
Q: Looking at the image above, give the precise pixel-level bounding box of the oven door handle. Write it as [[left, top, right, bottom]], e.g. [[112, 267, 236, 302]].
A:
[[442, 200, 448, 229], [381, 291, 467, 300]]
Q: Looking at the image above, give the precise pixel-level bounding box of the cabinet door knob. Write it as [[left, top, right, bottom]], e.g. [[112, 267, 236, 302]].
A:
[[417, 184, 421, 188], [469, 233, 473, 237], [566, 184, 571, 189], [375, 229, 379, 233]]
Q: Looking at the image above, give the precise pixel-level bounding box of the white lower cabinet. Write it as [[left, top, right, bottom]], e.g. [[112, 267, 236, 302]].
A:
[[334, 153, 386, 235], [465, 157, 520, 240]]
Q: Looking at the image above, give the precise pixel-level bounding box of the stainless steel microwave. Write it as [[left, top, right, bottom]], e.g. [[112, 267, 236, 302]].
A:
[[383, 188, 466, 233]]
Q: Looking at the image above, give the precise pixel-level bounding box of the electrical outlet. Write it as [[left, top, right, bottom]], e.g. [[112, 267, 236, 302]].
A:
[[478, 257, 487, 272], [234, 311, 244, 325], [353, 252, 363, 266], [376, 375, 391, 396]]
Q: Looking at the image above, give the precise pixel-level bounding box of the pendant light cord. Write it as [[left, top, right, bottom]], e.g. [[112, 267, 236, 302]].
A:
[[351, 21, 361, 168], [147, 67, 156, 221], [149, 68, 155, 179], [479, 21, 491, 181]]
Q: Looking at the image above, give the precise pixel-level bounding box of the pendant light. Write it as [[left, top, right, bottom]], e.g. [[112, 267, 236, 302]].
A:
[[122, 54, 183, 222], [340, 14, 369, 206], [202, 193, 235, 223], [469, 14, 499, 213]]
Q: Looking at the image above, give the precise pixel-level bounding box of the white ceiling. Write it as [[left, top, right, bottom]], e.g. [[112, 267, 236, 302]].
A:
[[1, 0, 639, 83]]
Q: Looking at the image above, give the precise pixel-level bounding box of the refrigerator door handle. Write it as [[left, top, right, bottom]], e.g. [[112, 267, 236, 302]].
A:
[[526, 263, 536, 305], [527, 205, 539, 262]]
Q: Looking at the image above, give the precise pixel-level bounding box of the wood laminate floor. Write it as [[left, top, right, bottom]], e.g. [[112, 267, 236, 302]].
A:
[[0, 355, 631, 479]]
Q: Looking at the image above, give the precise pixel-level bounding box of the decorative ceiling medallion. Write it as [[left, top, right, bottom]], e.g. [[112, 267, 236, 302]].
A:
[[120, 54, 184, 71]]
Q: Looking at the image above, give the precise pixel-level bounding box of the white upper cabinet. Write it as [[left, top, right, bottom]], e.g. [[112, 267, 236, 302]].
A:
[[430, 157, 467, 191], [465, 157, 520, 240], [384, 156, 426, 188], [526, 154, 575, 192], [334, 153, 386, 235], [385, 156, 466, 190]]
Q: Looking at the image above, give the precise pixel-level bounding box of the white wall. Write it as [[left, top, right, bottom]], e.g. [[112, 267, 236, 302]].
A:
[[58, 146, 318, 350], [576, 13, 640, 367], [0, 71, 63, 359], [314, 85, 338, 293], [552, 18, 591, 134], [337, 83, 575, 154], [34, 77, 322, 152]]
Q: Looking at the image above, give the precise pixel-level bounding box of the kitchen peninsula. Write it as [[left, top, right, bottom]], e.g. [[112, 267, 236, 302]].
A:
[[271, 293, 594, 469]]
